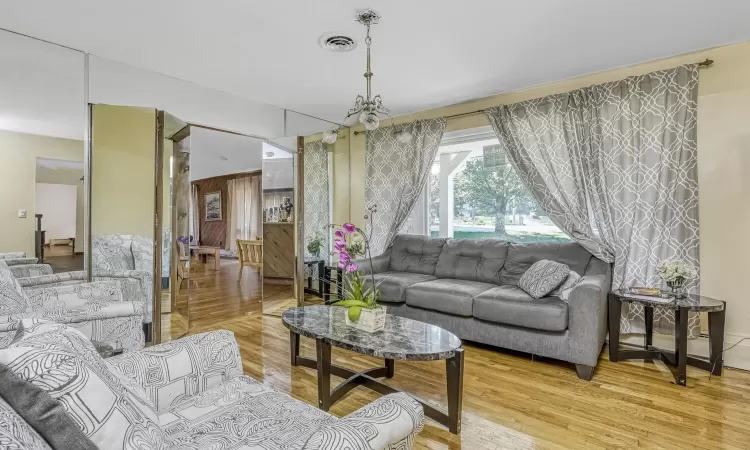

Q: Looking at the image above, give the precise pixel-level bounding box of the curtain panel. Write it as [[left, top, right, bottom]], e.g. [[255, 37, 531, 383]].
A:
[[189, 184, 200, 246], [303, 140, 330, 258], [227, 175, 262, 253], [486, 65, 700, 336], [365, 118, 446, 255]]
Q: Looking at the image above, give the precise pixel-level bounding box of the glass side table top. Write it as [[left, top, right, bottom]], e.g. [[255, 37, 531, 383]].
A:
[[611, 289, 724, 312]]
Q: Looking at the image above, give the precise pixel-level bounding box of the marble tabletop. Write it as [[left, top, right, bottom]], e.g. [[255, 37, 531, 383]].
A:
[[611, 289, 724, 312], [282, 305, 462, 361]]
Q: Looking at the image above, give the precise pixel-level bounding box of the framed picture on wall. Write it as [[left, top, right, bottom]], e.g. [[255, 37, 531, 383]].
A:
[[205, 191, 222, 221]]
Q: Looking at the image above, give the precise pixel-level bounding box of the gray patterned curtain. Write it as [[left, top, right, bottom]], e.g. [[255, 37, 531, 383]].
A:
[[303, 141, 330, 257], [366, 118, 446, 254], [486, 65, 700, 337]]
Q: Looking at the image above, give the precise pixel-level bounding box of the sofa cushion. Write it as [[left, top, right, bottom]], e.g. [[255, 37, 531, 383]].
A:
[[366, 272, 436, 303], [0, 319, 165, 450], [0, 261, 30, 316], [518, 259, 570, 299], [405, 279, 496, 317], [388, 234, 446, 275], [473, 285, 569, 332], [92, 235, 135, 271], [499, 241, 593, 286], [434, 239, 510, 284]]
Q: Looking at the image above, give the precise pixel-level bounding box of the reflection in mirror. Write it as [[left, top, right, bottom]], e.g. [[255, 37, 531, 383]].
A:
[[160, 112, 190, 342], [188, 126, 264, 327], [89, 104, 159, 345], [0, 29, 84, 275]]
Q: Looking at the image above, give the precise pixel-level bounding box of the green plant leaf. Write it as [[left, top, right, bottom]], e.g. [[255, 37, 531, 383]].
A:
[[348, 306, 362, 321], [332, 300, 370, 308]]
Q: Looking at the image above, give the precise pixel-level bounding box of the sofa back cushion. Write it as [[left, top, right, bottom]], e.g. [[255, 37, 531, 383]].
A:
[[435, 239, 510, 284], [389, 235, 446, 275], [92, 235, 136, 271], [500, 241, 593, 286], [0, 319, 165, 450], [0, 261, 30, 316]]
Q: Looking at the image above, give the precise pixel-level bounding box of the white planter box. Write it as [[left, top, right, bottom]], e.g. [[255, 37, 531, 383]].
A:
[[345, 306, 386, 333]]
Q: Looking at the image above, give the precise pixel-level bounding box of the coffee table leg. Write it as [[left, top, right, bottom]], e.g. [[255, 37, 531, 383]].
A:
[[316, 338, 332, 411], [290, 331, 299, 366], [607, 293, 621, 362], [644, 305, 653, 347], [446, 348, 464, 434], [385, 358, 395, 378], [708, 305, 726, 376], [674, 307, 689, 386]]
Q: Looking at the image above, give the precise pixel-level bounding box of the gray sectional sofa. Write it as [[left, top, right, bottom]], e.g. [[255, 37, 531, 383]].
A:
[[357, 234, 612, 380]]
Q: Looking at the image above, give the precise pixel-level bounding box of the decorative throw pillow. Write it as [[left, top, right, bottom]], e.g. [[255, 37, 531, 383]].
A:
[[518, 260, 571, 299], [0, 319, 165, 450], [550, 271, 582, 302]]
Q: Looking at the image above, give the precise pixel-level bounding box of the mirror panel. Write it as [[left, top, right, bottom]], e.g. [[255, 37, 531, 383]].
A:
[[0, 29, 84, 272]]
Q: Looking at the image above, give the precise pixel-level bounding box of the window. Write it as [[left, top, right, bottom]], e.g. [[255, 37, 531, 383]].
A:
[[405, 127, 569, 243]]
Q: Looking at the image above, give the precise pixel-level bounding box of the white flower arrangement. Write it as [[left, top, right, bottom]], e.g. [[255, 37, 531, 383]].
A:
[[657, 259, 698, 283]]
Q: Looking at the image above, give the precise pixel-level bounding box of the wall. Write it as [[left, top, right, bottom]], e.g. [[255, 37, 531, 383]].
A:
[[189, 127, 264, 181], [34, 183, 77, 244], [35, 167, 84, 252], [91, 104, 156, 238], [333, 41, 750, 369], [0, 130, 83, 256], [193, 172, 260, 248]]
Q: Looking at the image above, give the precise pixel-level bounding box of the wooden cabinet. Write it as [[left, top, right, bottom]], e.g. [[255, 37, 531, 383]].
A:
[[262, 222, 294, 279]]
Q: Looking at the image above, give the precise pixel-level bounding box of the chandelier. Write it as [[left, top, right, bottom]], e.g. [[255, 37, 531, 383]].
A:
[[322, 10, 411, 144]]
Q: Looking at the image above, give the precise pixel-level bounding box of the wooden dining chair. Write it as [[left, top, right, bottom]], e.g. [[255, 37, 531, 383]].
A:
[[176, 242, 198, 292], [237, 239, 262, 281]]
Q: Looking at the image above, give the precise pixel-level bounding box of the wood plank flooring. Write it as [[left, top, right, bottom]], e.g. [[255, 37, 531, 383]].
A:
[[176, 260, 750, 450]]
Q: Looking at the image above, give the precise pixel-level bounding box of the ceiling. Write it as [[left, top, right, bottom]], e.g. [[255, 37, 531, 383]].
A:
[[2, 1, 750, 124]]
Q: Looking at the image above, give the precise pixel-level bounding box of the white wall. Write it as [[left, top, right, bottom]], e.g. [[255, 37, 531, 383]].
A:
[[35, 183, 77, 244], [36, 166, 84, 253]]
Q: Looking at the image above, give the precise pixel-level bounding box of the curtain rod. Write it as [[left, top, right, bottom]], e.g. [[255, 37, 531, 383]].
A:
[[353, 59, 714, 136]]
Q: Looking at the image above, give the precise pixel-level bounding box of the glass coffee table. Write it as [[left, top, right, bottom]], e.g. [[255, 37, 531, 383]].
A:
[[282, 305, 464, 434], [608, 290, 726, 386]]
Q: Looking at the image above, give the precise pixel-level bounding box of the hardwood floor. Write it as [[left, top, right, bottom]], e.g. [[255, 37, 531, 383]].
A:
[[177, 260, 750, 450]]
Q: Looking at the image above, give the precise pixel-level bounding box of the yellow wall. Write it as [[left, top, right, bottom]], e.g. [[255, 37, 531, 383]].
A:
[[36, 167, 85, 253], [0, 130, 83, 256], [91, 104, 157, 238], [331, 40, 750, 368]]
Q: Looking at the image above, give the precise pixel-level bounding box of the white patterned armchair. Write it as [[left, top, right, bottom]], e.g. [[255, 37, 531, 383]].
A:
[[0, 252, 27, 259], [8, 263, 53, 278], [106, 330, 424, 449], [0, 260, 144, 351]]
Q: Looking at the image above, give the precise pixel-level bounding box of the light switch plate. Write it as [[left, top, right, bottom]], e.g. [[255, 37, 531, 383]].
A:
[[18, 209, 26, 218]]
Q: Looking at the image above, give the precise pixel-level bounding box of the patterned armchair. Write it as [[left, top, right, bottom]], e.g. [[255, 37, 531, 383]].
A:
[[0, 327, 423, 450], [0, 257, 39, 266], [8, 263, 53, 278], [0, 252, 27, 259], [0, 260, 144, 351]]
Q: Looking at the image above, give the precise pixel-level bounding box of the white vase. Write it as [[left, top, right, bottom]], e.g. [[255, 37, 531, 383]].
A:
[[345, 306, 386, 332]]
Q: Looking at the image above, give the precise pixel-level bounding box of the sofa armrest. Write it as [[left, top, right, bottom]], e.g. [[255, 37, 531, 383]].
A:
[[566, 258, 611, 366], [1, 258, 38, 266], [24, 281, 144, 323], [105, 330, 243, 412], [0, 252, 26, 259], [9, 264, 53, 278], [354, 248, 392, 276], [92, 269, 153, 321], [302, 392, 424, 450], [17, 271, 88, 289]]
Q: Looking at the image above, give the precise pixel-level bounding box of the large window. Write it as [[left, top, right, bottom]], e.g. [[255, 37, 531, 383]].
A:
[[408, 127, 569, 243]]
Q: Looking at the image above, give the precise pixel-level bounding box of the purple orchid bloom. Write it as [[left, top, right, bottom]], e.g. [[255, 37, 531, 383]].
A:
[[334, 229, 345, 239], [345, 263, 358, 273], [342, 223, 356, 234], [338, 251, 351, 263], [334, 239, 346, 250], [338, 261, 346, 269]]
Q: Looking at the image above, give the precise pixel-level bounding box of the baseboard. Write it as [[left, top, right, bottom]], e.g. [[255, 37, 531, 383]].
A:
[[621, 332, 750, 371]]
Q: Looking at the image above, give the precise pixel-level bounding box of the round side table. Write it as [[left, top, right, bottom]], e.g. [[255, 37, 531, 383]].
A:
[[608, 290, 725, 386]]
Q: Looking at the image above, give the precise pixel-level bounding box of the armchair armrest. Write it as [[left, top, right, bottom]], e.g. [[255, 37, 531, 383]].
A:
[[1, 258, 38, 266], [354, 247, 392, 276], [92, 269, 153, 321], [105, 330, 243, 412], [9, 264, 52, 278], [0, 252, 26, 259], [566, 258, 611, 366], [17, 271, 88, 289], [25, 281, 143, 323], [303, 392, 424, 450]]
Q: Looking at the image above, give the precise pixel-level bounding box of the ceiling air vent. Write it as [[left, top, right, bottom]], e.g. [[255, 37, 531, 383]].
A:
[[319, 32, 357, 52]]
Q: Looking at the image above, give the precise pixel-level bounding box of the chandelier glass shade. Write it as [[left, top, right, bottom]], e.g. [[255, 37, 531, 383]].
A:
[[322, 10, 411, 144]]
